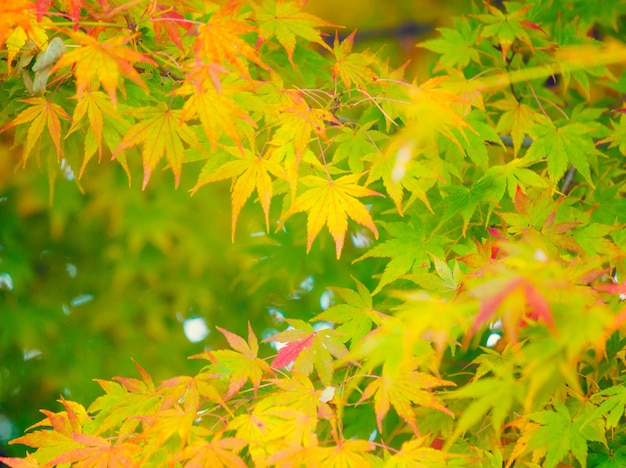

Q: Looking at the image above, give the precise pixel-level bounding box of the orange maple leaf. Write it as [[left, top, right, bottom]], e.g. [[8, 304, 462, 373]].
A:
[[170, 432, 247, 468], [193, 1, 266, 82], [150, 5, 193, 52], [0, 97, 70, 164], [52, 31, 156, 105], [48, 433, 142, 467], [0, 453, 40, 468], [280, 173, 382, 258], [0, 1, 36, 50], [112, 103, 203, 189]]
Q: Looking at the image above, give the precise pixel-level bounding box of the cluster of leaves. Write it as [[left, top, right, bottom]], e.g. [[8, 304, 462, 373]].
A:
[[2, 0, 626, 466]]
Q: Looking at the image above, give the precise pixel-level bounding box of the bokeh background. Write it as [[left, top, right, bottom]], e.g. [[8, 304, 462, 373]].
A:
[[0, 0, 466, 457]]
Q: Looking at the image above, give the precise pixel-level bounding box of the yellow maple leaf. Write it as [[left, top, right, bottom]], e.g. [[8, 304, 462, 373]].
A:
[[404, 76, 471, 148], [356, 363, 455, 434], [177, 81, 255, 152], [280, 173, 382, 259], [191, 148, 283, 240], [384, 437, 457, 468], [0, 97, 70, 164], [65, 90, 119, 175], [112, 103, 202, 189], [52, 31, 156, 106], [332, 31, 376, 88]]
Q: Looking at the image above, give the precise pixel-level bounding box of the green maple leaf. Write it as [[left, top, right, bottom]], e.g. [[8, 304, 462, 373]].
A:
[[446, 365, 524, 447], [599, 113, 626, 156], [590, 385, 626, 429], [253, 0, 334, 65], [588, 444, 626, 468], [441, 176, 501, 236], [486, 157, 547, 201], [313, 278, 388, 346], [474, 3, 542, 60], [419, 17, 480, 69], [525, 117, 601, 184], [355, 219, 450, 294], [457, 110, 504, 171], [332, 121, 386, 174], [529, 401, 606, 468]]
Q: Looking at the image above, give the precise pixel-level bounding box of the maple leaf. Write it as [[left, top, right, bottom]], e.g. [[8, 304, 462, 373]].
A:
[[193, 2, 266, 81], [158, 372, 229, 414], [354, 219, 450, 294], [150, 5, 193, 52], [170, 431, 247, 468], [598, 113, 626, 156], [52, 31, 156, 105], [0, 453, 40, 468], [467, 276, 556, 345], [138, 407, 199, 459], [401, 76, 472, 150], [332, 31, 376, 88], [266, 374, 335, 422], [88, 364, 161, 436], [363, 141, 439, 216], [492, 94, 542, 156], [265, 319, 348, 386], [590, 385, 626, 430], [384, 437, 457, 468], [529, 401, 606, 468], [313, 278, 388, 346], [66, 90, 120, 175], [190, 323, 272, 398], [253, 0, 335, 65], [419, 17, 480, 69], [9, 398, 89, 466], [177, 80, 255, 152], [525, 117, 601, 184], [112, 103, 203, 189], [48, 433, 142, 467], [486, 157, 548, 201], [191, 147, 283, 239], [0, 97, 70, 164], [356, 363, 455, 433], [474, 3, 541, 60], [279, 173, 382, 259], [228, 398, 309, 464], [317, 439, 375, 467], [0, 1, 37, 50], [271, 90, 338, 160], [332, 121, 386, 174]]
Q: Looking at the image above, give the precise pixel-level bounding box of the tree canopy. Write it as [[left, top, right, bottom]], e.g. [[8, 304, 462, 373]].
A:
[[2, 0, 626, 466]]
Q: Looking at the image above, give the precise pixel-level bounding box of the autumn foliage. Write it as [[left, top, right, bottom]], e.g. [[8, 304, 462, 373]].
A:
[[3, 0, 626, 466]]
